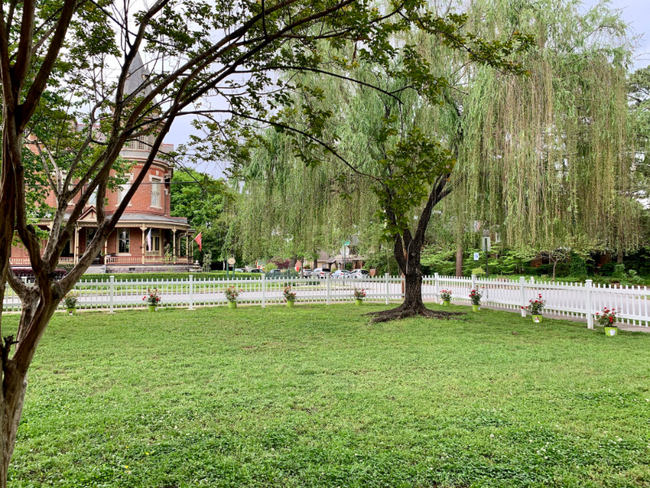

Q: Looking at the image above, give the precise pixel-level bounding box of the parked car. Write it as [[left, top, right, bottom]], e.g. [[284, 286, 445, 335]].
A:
[[266, 269, 282, 278], [331, 270, 350, 279], [249, 268, 263, 273], [302, 269, 312, 277], [234, 268, 244, 273], [12, 267, 68, 283], [311, 268, 330, 279], [349, 269, 370, 279]]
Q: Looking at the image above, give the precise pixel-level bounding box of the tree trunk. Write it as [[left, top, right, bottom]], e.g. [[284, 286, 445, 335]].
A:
[[455, 244, 463, 277], [367, 234, 463, 323], [617, 251, 624, 264]]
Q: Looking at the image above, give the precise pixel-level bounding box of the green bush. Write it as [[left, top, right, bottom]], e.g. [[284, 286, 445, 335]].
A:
[[80, 271, 261, 282], [472, 267, 486, 277], [613, 264, 626, 280], [264, 262, 278, 271], [569, 253, 588, 279]]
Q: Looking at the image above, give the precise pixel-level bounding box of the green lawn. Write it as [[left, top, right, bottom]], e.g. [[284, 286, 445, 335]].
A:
[[4, 304, 650, 487]]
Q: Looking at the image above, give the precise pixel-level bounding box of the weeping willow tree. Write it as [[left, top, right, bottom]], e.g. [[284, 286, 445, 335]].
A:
[[440, 0, 641, 256], [237, 128, 375, 263], [234, 0, 639, 321]]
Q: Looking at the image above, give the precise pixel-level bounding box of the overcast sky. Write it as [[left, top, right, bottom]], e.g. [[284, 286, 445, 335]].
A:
[[164, 0, 650, 176], [582, 0, 650, 67]]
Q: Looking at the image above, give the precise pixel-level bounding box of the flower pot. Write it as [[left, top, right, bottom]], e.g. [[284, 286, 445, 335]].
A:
[[287, 301, 295, 308], [604, 326, 618, 337], [442, 300, 450, 306], [148, 305, 157, 312], [472, 305, 480, 312], [532, 315, 543, 323], [67, 308, 75, 316], [355, 299, 363, 306], [228, 301, 237, 309]]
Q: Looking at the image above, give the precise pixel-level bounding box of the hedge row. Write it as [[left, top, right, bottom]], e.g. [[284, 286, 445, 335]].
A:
[[79, 271, 262, 282]]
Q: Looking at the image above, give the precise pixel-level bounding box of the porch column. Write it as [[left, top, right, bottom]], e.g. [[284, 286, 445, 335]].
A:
[[172, 228, 177, 261], [141, 226, 147, 264], [74, 225, 79, 264]]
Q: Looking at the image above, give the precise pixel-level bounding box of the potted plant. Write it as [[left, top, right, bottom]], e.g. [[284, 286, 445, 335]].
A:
[[469, 288, 482, 312], [440, 289, 452, 306], [63, 292, 78, 315], [224, 286, 242, 309], [596, 307, 618, 336], [283, 286, 297, 308], [522, 294, 546, 322], [143, 289, 161, 311], [353, 288, 366, 305]]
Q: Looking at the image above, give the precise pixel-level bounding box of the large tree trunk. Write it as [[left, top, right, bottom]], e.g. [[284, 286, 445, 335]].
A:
[[367, 231, 463, 323], [455, 244, 463, 277]]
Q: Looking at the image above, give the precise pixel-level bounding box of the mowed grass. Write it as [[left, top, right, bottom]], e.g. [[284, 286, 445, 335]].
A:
[[4, 303, 650, 487]]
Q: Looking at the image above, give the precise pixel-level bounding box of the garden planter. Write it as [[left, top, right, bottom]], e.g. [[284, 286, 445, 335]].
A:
[[442, 300, 450, 307], [148, 305, 157, 312], [287, 301, 295, 308], [604, 326, 618, 337], [67, 308, 75, 316], [355, 299, 363, 306], [472, 305, 480, 312], [228, 301, 237, 309], [532, 315, 543, 323]]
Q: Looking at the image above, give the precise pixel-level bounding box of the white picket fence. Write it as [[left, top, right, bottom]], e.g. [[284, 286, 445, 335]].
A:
[[3, 273, 649, 328]]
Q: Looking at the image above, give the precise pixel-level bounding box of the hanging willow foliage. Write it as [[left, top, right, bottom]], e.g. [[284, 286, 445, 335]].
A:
[[440, 0, 641, 254], [237, 125, 377, 261], [236, 0, 641, 260]]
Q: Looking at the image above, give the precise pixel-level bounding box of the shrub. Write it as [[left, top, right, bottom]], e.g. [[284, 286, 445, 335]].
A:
[[569, 253, 588, 279], [472, 267, 486, 277], [264, 262, 278, 271]]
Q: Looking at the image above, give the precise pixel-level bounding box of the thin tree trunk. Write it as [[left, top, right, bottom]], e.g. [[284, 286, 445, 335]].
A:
[[455, 244, 463, 277]]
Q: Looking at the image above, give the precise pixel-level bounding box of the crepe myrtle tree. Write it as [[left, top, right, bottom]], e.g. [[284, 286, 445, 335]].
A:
[[0, 0, 504, 481]]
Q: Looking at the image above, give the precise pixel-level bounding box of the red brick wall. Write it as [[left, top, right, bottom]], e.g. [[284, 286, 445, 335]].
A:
[[45, 161, 171, 217]]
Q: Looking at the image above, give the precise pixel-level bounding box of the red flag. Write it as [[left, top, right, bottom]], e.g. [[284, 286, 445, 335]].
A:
[[193, 232, 202, 252]]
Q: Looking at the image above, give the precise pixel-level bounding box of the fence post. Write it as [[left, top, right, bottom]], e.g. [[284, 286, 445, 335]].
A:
[[520, 276, 526, 317], [434, 273, 439, 302], [326, 274, 331, 305], [385, 272, 390, 304], [586, 279, 593, 329], [471, 274, 476, 291], [261, 273, 266, 308], [189, 275, 194, 310], [109, 275, 114, 314]]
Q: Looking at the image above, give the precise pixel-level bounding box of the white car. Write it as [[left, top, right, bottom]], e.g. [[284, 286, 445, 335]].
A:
[[349, 269, 370, 279], [312, 268, 330, 279], [331, 270, 350, 279]]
